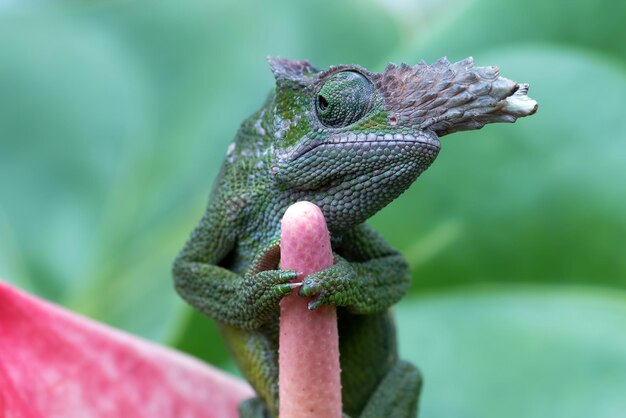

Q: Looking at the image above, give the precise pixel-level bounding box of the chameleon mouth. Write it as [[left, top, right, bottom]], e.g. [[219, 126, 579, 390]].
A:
[[325, 132, 440, 148], [291, 131, 440, 160]]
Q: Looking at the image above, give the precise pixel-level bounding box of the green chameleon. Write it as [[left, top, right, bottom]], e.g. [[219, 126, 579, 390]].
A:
[[173, 57, 537, 417]]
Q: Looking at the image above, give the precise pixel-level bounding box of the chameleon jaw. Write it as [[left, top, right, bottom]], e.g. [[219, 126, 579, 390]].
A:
[[271, 130, 441, 192], [287, 131, 441, 162], [325, 131, 440, 149]]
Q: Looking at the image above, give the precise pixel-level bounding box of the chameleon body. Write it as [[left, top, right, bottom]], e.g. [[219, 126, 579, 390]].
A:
[[173, 57, 537, 417]]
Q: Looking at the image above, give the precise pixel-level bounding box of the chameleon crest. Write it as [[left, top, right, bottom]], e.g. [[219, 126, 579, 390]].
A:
[[174, 57, 536, 418]]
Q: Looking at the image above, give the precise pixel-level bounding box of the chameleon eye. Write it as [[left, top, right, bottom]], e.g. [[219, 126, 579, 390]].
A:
[[318, 95, 329, 111], [316, 71, 373, 128]]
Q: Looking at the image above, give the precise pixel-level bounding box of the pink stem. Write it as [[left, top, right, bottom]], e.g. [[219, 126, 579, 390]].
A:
[[278, 201, 342, 418]]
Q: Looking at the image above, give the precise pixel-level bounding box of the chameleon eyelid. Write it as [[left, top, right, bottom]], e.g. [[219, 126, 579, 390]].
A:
[[315, 71, 373, 128]]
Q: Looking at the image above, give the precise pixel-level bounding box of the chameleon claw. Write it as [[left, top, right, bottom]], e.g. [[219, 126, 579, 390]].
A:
[[307, 299, 322, 310], [278, 270, 298, 281], [298, 283, 320, 298], [276, 284, 295, 296]]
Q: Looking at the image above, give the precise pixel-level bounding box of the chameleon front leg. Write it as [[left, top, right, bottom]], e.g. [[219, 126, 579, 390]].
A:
[[299, 223, 411, 313], [297, 224, 422, 417], [174, 261, 296, 329], [173, 205, 296, 330]]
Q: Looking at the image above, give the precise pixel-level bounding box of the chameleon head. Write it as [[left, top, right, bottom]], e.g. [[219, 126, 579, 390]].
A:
[[267, 57, 537, 231]]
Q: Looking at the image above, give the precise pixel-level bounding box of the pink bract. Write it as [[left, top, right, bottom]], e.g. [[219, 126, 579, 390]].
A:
[[0, 280, 253, 418]]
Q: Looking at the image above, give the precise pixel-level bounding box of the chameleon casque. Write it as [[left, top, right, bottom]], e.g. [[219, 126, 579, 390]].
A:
[[173, 57, 537, 417]]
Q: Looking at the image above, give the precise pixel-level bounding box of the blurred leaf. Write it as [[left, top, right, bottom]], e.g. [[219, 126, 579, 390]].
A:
[[0, 280, 252, 418], [0, 207, 30, 290], [0, 0, 401, 343], [372, 45, 626, 290], [396, 0, 626, 66], [0, 12, 155, 301], [397, 286, 626, 418]]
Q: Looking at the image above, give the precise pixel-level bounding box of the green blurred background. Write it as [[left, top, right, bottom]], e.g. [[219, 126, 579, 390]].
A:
[[1, 0, 625, 417]]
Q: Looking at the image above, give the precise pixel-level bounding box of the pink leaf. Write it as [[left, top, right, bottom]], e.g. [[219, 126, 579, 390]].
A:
[[0, 280, 253, 418]]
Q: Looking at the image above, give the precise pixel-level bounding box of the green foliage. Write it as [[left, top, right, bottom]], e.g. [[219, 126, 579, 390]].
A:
[[397, 287, 626, 418], [0, 0, 624, 416]]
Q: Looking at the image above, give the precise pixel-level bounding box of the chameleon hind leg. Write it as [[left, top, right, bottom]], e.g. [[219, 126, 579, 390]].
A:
[[357, 360, 422, 418], [338, 310, 422, 418], [220, 321, 280, 418]]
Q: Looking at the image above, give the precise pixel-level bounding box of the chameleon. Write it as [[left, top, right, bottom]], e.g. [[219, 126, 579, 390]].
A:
[[173, 56, 537, 418]]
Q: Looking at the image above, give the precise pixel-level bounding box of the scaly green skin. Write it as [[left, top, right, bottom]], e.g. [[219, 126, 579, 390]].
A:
[[173, 57, 537, 418]]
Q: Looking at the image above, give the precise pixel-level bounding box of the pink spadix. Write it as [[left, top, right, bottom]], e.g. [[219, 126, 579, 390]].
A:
[[279, 201, 342, 418]]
